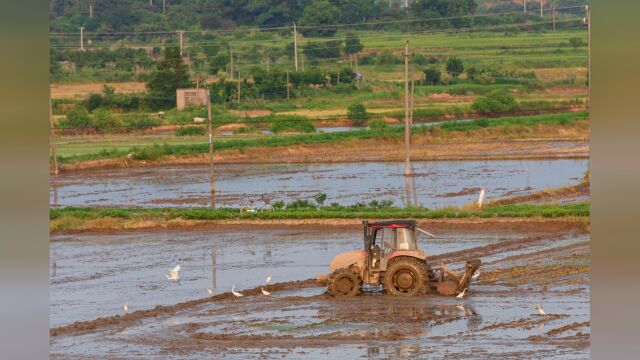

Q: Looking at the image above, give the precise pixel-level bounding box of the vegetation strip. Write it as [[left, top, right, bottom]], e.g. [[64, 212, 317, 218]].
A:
[[57, 111, 587, 164], [51, 203, 589, 231]]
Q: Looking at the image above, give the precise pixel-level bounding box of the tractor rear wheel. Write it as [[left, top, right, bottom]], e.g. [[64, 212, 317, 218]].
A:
[[328, 268, 361, 297], [383, 257, 429, 296]]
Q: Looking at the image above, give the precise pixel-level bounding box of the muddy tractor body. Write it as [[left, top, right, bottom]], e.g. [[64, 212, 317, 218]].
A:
[[318, 220, 480, 297]]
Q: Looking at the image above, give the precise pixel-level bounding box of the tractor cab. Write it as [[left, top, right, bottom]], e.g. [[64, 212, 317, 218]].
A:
[[365, 220, 419, 272]]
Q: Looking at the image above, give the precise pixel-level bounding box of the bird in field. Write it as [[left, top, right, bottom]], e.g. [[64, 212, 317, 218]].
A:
[[536, 304, 546, 316], [231, 285, 244, 299], [456, 304, 467, 315], [265, 275, 272, 284], [261, 287, 271, 296], [123, 302, 128, 314], [207, 288, 213, 295], [471, 270, 480, 281], [166, 264, 181, 284], [456, 288, 467, 299]]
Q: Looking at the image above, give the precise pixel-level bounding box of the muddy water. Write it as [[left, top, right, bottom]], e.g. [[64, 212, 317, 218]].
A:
[[50, 159, 588, 208], [50, 227, 590, 358], [49, 228, 516, 328]]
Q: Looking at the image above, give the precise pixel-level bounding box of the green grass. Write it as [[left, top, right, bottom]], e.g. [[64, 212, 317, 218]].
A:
[[50, 202, 590, 227], [56, 111, 588, 163]]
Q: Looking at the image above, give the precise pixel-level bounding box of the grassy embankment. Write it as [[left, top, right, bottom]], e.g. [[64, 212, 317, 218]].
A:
[[56, 111, 588, 164], [50, 202, 589, 232]]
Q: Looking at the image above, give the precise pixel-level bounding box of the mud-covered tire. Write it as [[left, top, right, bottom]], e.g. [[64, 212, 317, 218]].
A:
[[383, 257, 430, 296], [327, 268, 361, 297]]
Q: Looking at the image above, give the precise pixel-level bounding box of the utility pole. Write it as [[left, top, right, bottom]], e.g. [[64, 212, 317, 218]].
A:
[[207, 90, 215, 208], [80, 27, 84, 51], [293, 23, 299, 72], [49, 97, 58, 176], [89, 1, 93, 19], [237, 65, 241, 103], [410, 64, 415, 128], [336, 61, 341, 85], [163, 0, 166, 14], [355, 55, 360, 89], [286, 71, 290, 99], [523, 0, 527, 14], [178, 30, 184, 57], [540, 0, 543, 17], [403, 41, 411, 177], [586, 4, 590, 106], [229, 48, 234, 80]]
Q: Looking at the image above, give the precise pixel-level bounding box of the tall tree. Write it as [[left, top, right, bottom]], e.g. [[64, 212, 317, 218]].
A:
[[298, 0, 341, 37], [146, 47, 193, 110], [344, 32, 364, 55]]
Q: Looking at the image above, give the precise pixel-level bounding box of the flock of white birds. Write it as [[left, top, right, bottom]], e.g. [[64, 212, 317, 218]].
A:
[[122, 266, 545, 317]]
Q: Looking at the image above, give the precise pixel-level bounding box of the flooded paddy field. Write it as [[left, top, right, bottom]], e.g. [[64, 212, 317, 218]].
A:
[[50, 222, 590, 358], [50, 159, 588, 208]]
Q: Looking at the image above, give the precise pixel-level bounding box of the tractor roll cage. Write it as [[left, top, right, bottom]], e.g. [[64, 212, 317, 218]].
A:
[[363, 220, 418, 270]]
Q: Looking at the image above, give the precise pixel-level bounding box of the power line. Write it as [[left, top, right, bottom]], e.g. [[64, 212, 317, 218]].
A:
[[48, 5, 585, 38]]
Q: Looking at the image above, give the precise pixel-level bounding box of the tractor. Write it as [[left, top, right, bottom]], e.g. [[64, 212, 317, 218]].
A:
[[317, 220, 481, 297]]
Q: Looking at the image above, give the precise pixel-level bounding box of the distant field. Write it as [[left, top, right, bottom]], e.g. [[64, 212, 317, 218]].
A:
[[50, 82, 146, 99]]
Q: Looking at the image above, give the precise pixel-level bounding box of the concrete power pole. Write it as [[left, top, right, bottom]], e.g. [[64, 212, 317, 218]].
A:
[[207, 90, 215, 208], [49, 97, 58, 176], [524, 0, 527, 14], [89, 1, 93, 19], [229, 48, 234, 80], [286, 71, 290, 99], [403, 41, 412, 178], [540, 0, 544, 17], [80, 27, 84, 51], [178, 30, 184, 57], [293, 23, 299, 72], [237, 65, 241, 103], [586, 4, 590, 106], [163, 0, 166, 14]]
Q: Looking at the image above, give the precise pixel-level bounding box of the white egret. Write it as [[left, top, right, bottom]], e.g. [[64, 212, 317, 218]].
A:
[[456, 288, 467, 299], [536, 304, 546, 316], [261, 287, 271, 296], [231, 285, 243, 299], [124, 302, 128, 314], [456, 304, 466, 315], [265, 275, 272, 284], [471, 270, 480, 281], [166, 264, 181, 283], [207, 288, 213, 295]]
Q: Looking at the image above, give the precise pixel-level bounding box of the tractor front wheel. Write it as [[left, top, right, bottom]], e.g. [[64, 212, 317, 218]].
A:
[[328, 268, 361, 297], [383, 257, 429, 296]]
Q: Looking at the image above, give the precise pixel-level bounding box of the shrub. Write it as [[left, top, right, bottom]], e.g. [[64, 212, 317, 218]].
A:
[[471, 90, 518, 115], [376, 51, 401, 65], [176, 126, 205, 136], [423, 68, 441, 85], [270, 116, 316, 133], [446, 58, 464, 77], [61, 105, 92, 129], [314, 193, 328, 206], [286, 199, 316, 209], [368, 119, 389, 130], [272, 201, 286, 210], [232, 126, 260, 134], [92, 109, 123, 133], [568, 37, 584, 48], [347, 103, 369, 125]]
